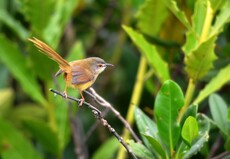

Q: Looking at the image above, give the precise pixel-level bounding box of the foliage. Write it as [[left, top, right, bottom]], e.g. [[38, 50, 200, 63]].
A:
[[131, 81, 210, 159], [0, 0, 230, 158]]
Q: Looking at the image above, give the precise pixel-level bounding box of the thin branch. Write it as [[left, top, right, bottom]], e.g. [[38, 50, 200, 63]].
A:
[[69, 111, 89, 159], [49, 88, 137, 159], [84, 88, 141, 143], [211, 151, 230, 159]]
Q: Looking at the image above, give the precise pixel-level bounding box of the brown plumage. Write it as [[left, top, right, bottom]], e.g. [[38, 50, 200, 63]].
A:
[[28, 37, 113, 105]]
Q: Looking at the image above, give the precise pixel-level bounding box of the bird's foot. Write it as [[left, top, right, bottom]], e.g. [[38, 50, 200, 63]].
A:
[[79, 98, 84, 106], [63, 91, 68, 99]]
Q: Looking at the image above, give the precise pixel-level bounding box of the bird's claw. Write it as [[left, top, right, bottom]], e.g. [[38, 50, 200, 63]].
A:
[[63, 91, 68, 99], [79, 98, 84, 106]]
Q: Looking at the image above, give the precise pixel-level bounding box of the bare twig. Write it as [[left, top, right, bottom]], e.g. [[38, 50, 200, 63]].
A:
[[84, 88, 141, 143], [69, 111, 89, 159], [211, 151, 230, 159], [49, 88, 137, 159]]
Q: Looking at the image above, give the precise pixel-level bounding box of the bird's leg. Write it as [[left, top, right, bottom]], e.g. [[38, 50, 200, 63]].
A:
[[63, 84, 68, 98], [79, 91, 85, 106]]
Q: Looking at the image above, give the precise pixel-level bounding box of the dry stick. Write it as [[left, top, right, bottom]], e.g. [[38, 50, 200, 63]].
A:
[[84, 88, 142, 143], [49, 88, 137, 159]]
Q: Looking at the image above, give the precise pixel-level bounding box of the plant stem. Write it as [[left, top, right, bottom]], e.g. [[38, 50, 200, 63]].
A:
[[178, 79, 196, 121], [179, 1, 214, 120], [117, 56, 147, 159], [199, 0, 213, 43]]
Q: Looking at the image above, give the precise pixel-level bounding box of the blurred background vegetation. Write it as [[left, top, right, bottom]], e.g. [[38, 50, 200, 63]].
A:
[[0, 0, 230, 159]]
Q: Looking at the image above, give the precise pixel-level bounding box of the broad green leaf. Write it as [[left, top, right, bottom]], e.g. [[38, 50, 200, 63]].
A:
[[123, 26, 170, 82], [180, 104, 198, 126], [0, 35, 47, 106], [210, 0, 230, 37], [134, 107, 158, 148], [128, 140, 155, 159], [28, 44, 57, 81], [43, 0, 79, 48], [92, 137, 119, 159], [136, 0, 168, 36], [184, 35, 217, 80], [194, 64, 230, 104], [209, 94, 229, 135], [19, 0, 55, 34], [0, 10, 29, 40], [0, 88, 13, 117], [134, 107, 158, 138], [210, 0, 227, 12], [8, 104, 46, 125], [23, 119, 60, 154], [143, 135, 167, 159], [54, 96, 71, 151], [0, 118, 42, 159], [162, 0, 191, 30], [66, 41, 85, 61], [183, 114, 210, 159], [154, 80, 184, 151], [181, 116, 199, 146]]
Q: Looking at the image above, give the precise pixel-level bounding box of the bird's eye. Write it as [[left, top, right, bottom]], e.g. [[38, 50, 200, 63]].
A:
[[97, 64, 103, 68]]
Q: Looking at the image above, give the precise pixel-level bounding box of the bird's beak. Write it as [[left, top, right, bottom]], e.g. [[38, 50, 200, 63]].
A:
[[105, 63, 114, 67]]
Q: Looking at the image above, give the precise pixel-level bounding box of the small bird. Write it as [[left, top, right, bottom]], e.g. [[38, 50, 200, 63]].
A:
[[29, 37, 113, 105]]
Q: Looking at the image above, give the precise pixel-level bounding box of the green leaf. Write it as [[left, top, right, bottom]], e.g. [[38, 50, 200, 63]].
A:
[[0, 88, 14, 117], [0, 10, 29, 40], [225, 137, 230, 151], [192, 0, 209, 38], [143, 135, 167, 158], [8, 104, 47, 125], [28, 44, 57, 81], [154, 80, 184, 151], [123, 26, 170, 82], [23, 119, 60, 154], [183, 114, 210, 159], [134, 107, 157, 137], [43, 0, 79, 48], [184, 35, 217, 80], [134, 107, 158, 147], [180, 104, 198, 126], [54, 97, 71, 151], [66, 41, 85, 61], [92, 137, 119, 159], [127, 140, 155, 159], [210, 0, 230, 37], [162, 0, 191, 30], [194, 64, 230, 104], [20, 0, 55, 34], [182, 0, 212, 53], [210, 0, 227, 12], [136, 0, 168, 36], [0, 35, 47, 105], [209, 94, 229, 135], [181, 116, 199, 146], [0, 118, 42, 159]]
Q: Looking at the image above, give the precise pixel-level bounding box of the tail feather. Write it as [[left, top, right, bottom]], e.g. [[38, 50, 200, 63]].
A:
[[28, 37, 70, 72]]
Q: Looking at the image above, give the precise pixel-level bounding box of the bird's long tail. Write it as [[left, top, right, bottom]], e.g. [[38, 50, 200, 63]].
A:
[[28, 37, 70, 72]]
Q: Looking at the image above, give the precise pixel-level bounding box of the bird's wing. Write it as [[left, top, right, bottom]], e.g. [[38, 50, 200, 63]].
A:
[[71, 65, 94, 85]]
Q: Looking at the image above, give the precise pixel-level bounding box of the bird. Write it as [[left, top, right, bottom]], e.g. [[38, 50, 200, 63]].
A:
[[28, 37, 113, 105]]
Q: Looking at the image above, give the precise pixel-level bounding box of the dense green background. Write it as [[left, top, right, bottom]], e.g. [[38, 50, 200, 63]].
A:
[[0, 0, 230, 159]]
